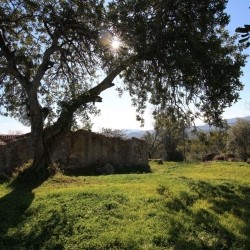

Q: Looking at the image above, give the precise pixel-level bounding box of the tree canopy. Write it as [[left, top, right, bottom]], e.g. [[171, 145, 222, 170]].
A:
[[0, 0, 246, 177]]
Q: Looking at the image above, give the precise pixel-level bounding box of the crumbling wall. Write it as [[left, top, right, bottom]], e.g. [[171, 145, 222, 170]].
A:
[[0, 130, 148, 175], [0, 137, 33, 174]]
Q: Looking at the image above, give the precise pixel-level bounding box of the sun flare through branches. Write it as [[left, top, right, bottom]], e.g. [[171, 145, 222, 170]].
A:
[[99, 30, 125, 55], [111, 36, 122, 51]]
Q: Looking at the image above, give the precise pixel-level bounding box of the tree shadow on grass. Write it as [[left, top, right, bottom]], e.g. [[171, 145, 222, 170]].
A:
[[0, 178, 46, 248], [191, 181, 250, 249], [155, 180, 250, 249], [0, 185, 33, 247], [0, 177, 96, 249]]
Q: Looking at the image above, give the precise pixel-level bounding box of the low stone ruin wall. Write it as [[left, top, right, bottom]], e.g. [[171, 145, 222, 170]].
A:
[[0, 130, 149, 175], [0, 136, 33, 174]]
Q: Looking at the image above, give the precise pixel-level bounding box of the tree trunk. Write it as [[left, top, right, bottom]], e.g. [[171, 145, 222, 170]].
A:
[[21, 93, 52, 183], [19, 56, 140, 183], [31, 123, 51, 180]]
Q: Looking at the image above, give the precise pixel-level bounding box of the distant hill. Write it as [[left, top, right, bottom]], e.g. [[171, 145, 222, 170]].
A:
[[125, 115, 250, 138], [196, 116, 250, 131], [125, 129, 154, 139], [225, 116, 250, 124]]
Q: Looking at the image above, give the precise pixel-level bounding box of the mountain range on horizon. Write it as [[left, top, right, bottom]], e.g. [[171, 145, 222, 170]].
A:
[[125, 115, 250, 139]]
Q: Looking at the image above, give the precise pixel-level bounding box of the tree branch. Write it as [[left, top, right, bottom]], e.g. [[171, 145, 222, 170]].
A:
[[31, 42, 60, 89], [45, 54, 140, 138], [0, 31, 29, 88], [72, 54, 140, 106]]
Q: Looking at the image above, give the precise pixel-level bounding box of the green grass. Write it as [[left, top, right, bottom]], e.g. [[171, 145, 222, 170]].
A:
[[0, 161, 250, 249]]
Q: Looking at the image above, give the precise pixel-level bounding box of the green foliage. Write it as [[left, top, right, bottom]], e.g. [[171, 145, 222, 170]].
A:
[[187, 128, 228, 161], [109, 0, 246, 125], [227, 119, 250, 161], [0, 0, 104, 126], [143, 111, 189, 161], [0, 0, 246, 128], [0, 162, 250, 249]]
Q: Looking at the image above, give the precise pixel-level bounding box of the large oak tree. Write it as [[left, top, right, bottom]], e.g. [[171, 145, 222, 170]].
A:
[[0, 0, 246, 180]]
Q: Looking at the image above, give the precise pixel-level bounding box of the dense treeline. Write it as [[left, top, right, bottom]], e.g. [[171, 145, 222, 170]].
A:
[[142, 119, 250, 162]]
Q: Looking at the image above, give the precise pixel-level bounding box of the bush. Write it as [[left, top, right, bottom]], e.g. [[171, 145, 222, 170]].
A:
[[227, 120, 250, 161]]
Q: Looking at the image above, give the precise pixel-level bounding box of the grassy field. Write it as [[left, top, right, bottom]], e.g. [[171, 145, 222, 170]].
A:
[[0, 161, 250, 249]]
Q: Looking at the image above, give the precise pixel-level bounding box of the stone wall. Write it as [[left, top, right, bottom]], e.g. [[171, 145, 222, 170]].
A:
[[0, 130, 148, 175], [0, 136, 33, 174]]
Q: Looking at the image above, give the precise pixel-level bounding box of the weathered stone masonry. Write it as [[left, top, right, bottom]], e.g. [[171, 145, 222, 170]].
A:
[[0, 130, 148, 175]]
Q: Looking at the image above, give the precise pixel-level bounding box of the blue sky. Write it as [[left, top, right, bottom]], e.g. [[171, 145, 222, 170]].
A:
[[0, 0, 250, 133]]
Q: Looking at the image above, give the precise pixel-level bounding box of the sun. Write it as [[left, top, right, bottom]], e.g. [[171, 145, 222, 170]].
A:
[[98, 31, 125, 54], [111, 36, 122, 51]]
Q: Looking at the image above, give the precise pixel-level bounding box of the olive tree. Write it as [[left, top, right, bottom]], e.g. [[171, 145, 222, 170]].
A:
[[0, 0, 246, 181]]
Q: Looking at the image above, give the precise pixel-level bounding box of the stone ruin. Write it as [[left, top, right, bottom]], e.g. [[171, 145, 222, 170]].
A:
[[0, 130, 149, 176]]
